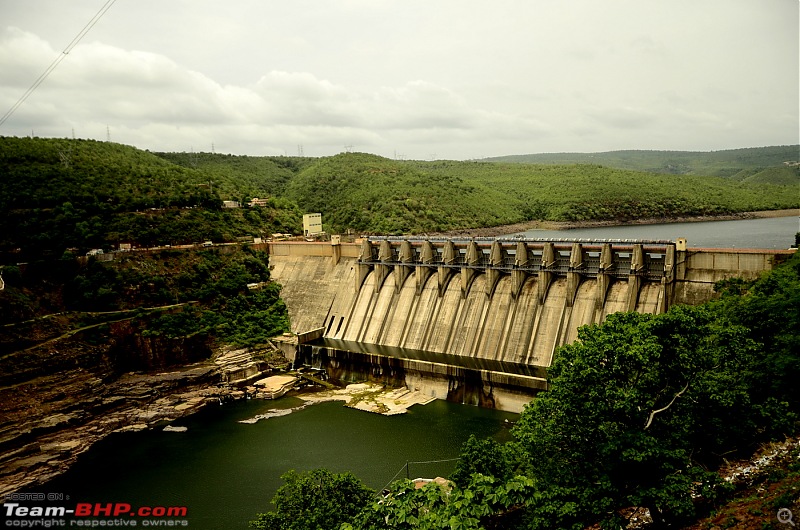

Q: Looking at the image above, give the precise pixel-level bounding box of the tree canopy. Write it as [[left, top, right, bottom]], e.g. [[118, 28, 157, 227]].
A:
[[250, 469, 374, 530]]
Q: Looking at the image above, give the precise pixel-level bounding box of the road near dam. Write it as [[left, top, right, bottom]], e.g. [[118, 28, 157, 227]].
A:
[[269, 237, 795, 412]]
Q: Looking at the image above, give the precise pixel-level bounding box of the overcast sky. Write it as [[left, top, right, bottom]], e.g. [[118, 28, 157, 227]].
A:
[[0, 0, 797, 160]]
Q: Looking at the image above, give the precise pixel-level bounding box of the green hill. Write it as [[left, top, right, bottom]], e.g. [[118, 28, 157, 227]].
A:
[[1, 137, 797, 257], [153, 151, 314, 201], [285, 154, 798, 234], [284, 153, 520, 234], [0, 137, 302, 261], [484, 145, 800, 183]]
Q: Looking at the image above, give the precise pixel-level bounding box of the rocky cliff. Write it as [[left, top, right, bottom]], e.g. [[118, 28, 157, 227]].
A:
[[0, 247, 292, 496], [0, 321, 289, 497]]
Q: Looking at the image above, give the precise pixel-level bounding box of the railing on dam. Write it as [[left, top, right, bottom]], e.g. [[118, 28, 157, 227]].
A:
[[356, 236, 676, 300]]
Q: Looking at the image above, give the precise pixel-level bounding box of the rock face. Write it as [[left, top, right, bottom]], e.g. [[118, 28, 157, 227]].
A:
[[0, 332, 283, 497]]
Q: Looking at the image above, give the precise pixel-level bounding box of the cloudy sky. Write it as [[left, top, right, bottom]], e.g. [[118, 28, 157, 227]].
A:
[[0, 0, 797, 160]]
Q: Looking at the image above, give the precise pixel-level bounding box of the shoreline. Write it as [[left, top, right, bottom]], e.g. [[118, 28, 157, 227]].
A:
[[435, 208, 799, 238]]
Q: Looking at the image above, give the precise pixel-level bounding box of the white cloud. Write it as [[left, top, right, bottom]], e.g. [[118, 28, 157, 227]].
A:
[[0, 0, 797, 159]]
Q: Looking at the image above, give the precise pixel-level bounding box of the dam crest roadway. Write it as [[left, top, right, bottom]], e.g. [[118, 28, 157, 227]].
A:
[[267, 236, 792, 412]]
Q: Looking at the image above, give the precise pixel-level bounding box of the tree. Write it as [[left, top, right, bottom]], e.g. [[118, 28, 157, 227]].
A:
[[717, 251, 800, 411], [350, 474, 535, 530], [449, 436, 528, 490], [249, 469, 374, 530], [511, 305, 772, 528]]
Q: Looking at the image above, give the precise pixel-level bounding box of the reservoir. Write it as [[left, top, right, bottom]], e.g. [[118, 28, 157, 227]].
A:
[[42, 397, 517, 530], [516, 214, 798, 249]]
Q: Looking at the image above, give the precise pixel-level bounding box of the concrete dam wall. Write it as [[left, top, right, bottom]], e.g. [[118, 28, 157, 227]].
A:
[[327, 237, 674, 368], [268, 238, 795, 411]]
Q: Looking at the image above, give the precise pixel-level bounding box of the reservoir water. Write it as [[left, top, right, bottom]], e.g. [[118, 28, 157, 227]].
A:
[[30, 214, 798, 529], [42, 397, 516, 530], [516, 214, 799, 249]]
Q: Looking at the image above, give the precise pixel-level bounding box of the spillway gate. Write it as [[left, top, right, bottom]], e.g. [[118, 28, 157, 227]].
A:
[[355, 236, 676, 311]]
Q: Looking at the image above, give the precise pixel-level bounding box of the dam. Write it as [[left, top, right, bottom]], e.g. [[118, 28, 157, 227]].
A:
[[268, 236, 794, 411]]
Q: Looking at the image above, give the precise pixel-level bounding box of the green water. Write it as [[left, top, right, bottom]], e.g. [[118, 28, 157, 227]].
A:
[[44, 397, 517, 529]]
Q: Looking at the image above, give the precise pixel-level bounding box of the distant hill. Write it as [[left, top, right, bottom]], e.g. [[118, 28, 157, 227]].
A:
[[1, 137, 797, 258], [286, 152, 799, 234], [484, 146, 800, 184]]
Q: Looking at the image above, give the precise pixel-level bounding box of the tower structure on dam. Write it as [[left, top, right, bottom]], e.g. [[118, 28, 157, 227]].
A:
[[324, 237, 676, 368]]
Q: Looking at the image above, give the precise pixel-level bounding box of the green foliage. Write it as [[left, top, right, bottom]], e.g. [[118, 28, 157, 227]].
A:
[[2, 138, 796, 257], [126, 249, 290, 346], [0, 137, 303, 260], [284, 153, 509, 234], [64, 257, 121, 310], [512, 306, 763, 527], [351, 474, 535, 530], [0, 246, 290, 346], [449, 436, 528, 489], [285, 153, 798, 234], [154, 151, 314, 200], [249, 469, 374, 530], [716, 251, 800, 409], [485, 146, 800, 182]]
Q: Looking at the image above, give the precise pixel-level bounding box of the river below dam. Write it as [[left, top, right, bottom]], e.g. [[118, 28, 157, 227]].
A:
[[39, 397, 517, 529], [22, 214, 799, 529]]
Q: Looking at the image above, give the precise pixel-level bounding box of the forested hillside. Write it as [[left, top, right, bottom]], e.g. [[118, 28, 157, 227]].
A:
[[2, 137, 797, 260], [0, 137, 302, 261], [285, 153, 797, 233], [484, 145, 800, 182], [154, 151, 314, 201], [0, 245, 288, 348]]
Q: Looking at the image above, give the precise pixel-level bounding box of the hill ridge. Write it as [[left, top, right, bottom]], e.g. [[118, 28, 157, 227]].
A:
[[482, 145, 800, 181]]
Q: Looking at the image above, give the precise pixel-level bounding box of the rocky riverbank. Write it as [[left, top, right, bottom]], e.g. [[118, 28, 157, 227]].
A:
[[0, 342, 289, 498]]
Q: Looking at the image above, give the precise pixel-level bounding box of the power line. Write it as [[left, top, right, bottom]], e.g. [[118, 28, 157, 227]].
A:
[[0, 0, 119, 128], [377, 458, 460, 494]]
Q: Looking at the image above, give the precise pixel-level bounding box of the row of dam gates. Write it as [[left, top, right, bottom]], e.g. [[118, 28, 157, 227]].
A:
[[268, 237, 795, 412]]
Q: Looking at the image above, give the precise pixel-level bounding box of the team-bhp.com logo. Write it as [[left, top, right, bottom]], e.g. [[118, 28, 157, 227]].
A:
[[4, 501, 189, 527]]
